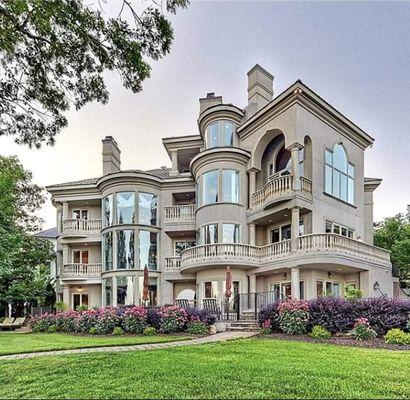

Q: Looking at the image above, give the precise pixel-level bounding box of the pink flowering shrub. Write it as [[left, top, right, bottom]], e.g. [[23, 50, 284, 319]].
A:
[[352, 317, 377, 340], [77, 309, 99, 333], [278, 299, 310, 335], [123, 306, 148, 333], [30, 313, 56, 332], [158, 305, 188, 333], [95, 307, 121, 335]]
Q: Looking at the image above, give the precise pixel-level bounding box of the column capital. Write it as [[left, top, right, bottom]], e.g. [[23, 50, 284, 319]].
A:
[[286, 142, 304, 151], [246, 167, 260, 174]]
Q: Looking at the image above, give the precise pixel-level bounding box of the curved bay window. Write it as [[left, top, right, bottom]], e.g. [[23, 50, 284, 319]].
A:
[[202, 170, 218, 205], [207, 120, 235, 148], [222, 223, 240, 243], [103, 232, 113, 271], [139, 230, 157, 270], [117, 192, 135, 224], [139, 193, 157, 225], [103, 194, 114, 227], [222, 170, 239, 203], [116, 276, 135, 306], [325, 144, 355, 205], [117, 229, 135, 269], [103, 277, 113, 306]]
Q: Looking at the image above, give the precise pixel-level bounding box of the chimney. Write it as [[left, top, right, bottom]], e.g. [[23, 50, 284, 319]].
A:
[[199, 92, 223, 115], [246, 64, 274, 118], [102, 136, 121, 175]]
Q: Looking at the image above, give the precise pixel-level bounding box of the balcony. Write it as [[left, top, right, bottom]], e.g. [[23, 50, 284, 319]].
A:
[[61, 263, 102, 280], [164, 205, 196, 223], [164, 257, 182, 272], [62, 219, 102, 237], [171, 234, 390, 273], [251, 174, 312, 209]]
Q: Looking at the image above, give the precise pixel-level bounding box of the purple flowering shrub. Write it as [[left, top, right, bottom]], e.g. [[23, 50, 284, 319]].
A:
[[94, 307, 121, 334], [158, 305, 188, 333], [259, 297, 410, 336], [185, 307, 216, 326]]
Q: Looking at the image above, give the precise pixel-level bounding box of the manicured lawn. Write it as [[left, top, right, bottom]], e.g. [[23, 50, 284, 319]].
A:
[[0, 332, 191, 356], [0, 338, 409, 399]]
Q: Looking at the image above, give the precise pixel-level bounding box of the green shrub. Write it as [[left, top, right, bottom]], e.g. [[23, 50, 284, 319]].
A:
[[309, 325, 331, 339], [47, 325, 58, 333], [76, 304, 88, 312], [279, 311, 309, 335], [352, 318, 377, 341], [344, 285, 363, 300], [88, 327, 98, 335], [143, 327, 156, 336], [55, 301, 68, 312], [112, 326, 124, 336], [186, 321, 208, 335], [384, 329, 410, 345]]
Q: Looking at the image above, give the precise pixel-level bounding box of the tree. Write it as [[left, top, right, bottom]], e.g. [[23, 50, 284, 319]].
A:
[[374, 214, 410, 286], [0, 0, 188, 147], [0, 155, 55, 316]]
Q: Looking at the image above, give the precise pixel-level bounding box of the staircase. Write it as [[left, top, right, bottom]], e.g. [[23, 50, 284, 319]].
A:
[[227, 319, 260, 332]]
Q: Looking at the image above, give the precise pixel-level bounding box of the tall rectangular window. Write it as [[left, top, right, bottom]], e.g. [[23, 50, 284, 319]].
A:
[[116, 276, 135, 306], [202, 170, 218, 205], [139, 230, 157, 270], [139, 193, 157, 225], [117, 192, 135, 224], [117, 229, 135, 269], [104, 278, 112, 306], [222, 224, 240, 243], [222, 170, 239, 203], [103, 232, 113, 271], [103, 195, 113, 227], [203, 224, 218, 244]]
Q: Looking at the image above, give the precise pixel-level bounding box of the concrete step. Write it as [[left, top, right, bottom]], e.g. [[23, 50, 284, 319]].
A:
[[227, 326, 260, 332]]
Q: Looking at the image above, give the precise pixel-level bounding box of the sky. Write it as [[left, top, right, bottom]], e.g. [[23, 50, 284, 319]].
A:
[[1, 1, 409, 230]]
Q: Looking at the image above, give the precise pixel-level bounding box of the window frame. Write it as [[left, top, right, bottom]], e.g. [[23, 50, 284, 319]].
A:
[[325, 220, 354, 239], [206, 120, 236, 148], [221, 169, 240, 203]]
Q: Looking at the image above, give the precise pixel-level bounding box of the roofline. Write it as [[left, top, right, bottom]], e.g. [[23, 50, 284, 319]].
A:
[[238, 80, 374, 147]]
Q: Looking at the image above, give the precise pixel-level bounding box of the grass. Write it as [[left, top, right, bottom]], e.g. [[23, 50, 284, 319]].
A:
[[0, 338, 409, 399], [0, 332, 191, 356]]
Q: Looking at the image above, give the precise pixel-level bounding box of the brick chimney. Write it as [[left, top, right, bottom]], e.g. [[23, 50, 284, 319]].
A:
[[246, 64, 274, 118], [199, 92, 223, 115], [102, 136, 121, 175]]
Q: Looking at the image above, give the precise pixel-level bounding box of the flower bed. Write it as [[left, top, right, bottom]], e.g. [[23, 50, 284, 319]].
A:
[[30, 305, 215, 335], [259, 297, 410, 341]]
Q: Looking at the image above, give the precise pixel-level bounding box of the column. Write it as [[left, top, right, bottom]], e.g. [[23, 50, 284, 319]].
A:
[[247, 168, 257, 208], [62, 245, 69, 270], [248, 223, 256, 246], [170, 150, 178, 176], [288, 143, 302, 191], [291, 267, 300, 299], [290, 206, 300, 252], [62, 202, 69, 227], [112, 275, 118, 307], [249, 274, 256, 293], [101, 280, 106, 307], [62, 286, 70, 308]]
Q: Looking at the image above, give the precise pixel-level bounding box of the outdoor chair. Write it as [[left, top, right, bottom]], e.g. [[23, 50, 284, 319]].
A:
[[11, 317, 26, 330], [175, 298, 190, 309], [0, 318, 15, 331], [202, 298, 221, 320]]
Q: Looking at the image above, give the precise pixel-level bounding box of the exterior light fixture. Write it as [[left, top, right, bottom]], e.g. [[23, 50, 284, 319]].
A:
[[328, 271, 333, 279], [282, 272, 287, 280], [373, 281, 380, 291]]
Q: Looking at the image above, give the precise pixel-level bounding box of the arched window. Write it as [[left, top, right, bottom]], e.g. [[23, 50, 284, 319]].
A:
[[325, 144, 355, 204], [275, 146, 291, 173], [206, 120, 235, 148]]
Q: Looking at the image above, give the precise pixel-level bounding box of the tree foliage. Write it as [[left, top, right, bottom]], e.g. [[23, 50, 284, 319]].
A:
[[0, 0, 188, 147], [0, 156, 55, 315], [374, 214, 410, 286]]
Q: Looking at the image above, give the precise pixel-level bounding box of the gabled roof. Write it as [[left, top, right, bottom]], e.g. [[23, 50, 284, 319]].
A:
[[34, 227, 58, 239]]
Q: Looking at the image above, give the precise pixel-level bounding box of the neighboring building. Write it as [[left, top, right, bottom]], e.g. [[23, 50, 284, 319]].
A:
[[47, 64, 393, 310], [34, 227, 58, 281]]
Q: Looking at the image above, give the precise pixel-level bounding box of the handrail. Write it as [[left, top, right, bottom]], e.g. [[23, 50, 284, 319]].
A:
[[164, 257, 182, 272], [61, 263, 102, 277], [63, 219, 102, 233], [164, 205, 196, 222]]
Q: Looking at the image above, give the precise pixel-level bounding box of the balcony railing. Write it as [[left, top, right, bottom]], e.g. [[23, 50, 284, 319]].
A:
[[61, 263, 102, 278], [297, 234, 391, 263], [251, 175, 312, 209], [169, 234, 390, 273], [164, 205, 195, 223], [164, 257, 182, 272], [62, 219, 102, 234]]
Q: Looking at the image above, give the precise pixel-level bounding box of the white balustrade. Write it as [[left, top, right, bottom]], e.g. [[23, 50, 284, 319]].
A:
[[165, 257, 182, 272], [164, 205, 195, 223], [61, 263, 102, 278], [63, 219, 102, 234]]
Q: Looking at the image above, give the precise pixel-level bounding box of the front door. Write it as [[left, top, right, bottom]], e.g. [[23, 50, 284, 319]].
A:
[[73, 293, 89, 310]]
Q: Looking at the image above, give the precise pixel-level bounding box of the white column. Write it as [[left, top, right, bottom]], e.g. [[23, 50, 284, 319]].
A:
[[101, 280, 106, 307], [170, 150, 178, 176], [62, 202, 69, 220], [288, 143, 302, 191], [291, 267, 300, 299], [248, 168, 257, 208], [62, 245, 69, 266], [249, 274, 256, 293], [112, 276, 118, 307], [291, 207, 300, 252], [62, 286, 70, 308], [249, 223, 256, 246]]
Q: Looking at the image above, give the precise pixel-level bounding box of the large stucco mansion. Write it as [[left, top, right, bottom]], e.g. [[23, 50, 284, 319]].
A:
[[47, 64, 393, 310]]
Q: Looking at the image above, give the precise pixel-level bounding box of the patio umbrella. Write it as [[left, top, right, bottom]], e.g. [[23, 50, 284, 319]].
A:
[[225, 266, 232, 299], [142, 266, 150, 304]]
